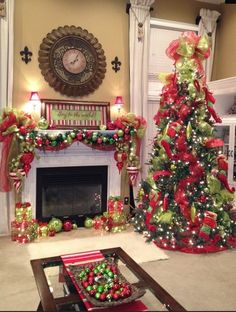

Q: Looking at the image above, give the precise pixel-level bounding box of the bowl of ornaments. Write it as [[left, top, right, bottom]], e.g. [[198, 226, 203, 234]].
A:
[[69, 257, 146, 307]]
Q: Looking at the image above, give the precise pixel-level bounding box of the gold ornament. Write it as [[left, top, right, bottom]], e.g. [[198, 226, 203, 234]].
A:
[[170, 164, 176, 171]]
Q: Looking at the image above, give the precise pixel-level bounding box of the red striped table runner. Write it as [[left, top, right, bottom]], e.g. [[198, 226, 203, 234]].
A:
[[61, 250, 148, 311]]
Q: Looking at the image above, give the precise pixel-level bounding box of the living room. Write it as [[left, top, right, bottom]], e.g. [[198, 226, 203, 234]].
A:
[[1, 0, 236, 311]]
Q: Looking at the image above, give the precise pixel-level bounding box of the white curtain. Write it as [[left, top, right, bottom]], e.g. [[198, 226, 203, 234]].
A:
[[198, 8, 221, 82], [129, 0, 155, 196], [0, 0, 14, 236]]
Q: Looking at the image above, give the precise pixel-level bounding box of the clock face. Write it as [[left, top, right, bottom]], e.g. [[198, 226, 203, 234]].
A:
[[38, 26, 106, 96], [62, 49, 87, 74]]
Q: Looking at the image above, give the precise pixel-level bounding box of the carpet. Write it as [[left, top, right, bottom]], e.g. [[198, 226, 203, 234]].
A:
[[27, 227, 168, 263]]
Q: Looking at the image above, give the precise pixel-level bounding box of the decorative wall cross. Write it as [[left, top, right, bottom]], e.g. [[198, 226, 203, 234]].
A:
[[20, 46, 33, 64]]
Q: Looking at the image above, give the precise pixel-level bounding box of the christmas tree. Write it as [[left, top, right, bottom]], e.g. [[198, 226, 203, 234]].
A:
[[133, 31, 236, 253]]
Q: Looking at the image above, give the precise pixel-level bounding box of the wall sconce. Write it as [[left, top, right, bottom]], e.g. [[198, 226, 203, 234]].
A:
[[29, 91, 41, 111], [115, 96, 123, 113]]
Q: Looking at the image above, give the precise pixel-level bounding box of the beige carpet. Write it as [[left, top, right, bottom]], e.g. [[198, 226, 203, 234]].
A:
[[27, 226, 168, 262], [0, 226, 168, 311]]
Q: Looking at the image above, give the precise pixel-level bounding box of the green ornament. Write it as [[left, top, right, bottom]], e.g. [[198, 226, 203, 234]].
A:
[[95, 293, 100, 299], [109, 138, 115, 144], [29, 132, 36, 139], [48, 217, 63, 233], [37, 117, 49, 130], [86, 285, 93, 292], [191, 205, 196, 223], [102, 136, 108, 143], [67, 135, 73, 144], [97, 285, 104, 293], [117, 129, 124, 137], [107, 271, 114, 278], [70, 132, 76, 139], [92, 134, 98, 142], [49, 134, 57, 141], [72, 223, 78, 230], [170, 164, 176, 171], [84, 217, 93, 228], [51, 140, 57, 147], [204, 187, 210, 194], [130, 129, 135, 136], [186, 122, 192, 140], [79, 271, 86, 278]]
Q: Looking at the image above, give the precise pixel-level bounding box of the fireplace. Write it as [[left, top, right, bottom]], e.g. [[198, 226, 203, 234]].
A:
[[19, 140, 121, 225], [36, 166, 108, 224]]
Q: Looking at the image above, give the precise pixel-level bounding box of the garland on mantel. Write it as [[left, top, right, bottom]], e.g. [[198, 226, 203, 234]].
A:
[[0, 109, 146, 193]]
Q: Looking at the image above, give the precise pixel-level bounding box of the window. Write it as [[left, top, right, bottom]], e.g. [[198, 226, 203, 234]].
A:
[[147, 19, 198, 146]]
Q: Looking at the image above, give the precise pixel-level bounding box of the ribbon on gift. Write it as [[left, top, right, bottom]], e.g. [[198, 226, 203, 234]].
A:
[[108, 197, 124, 214], [15, 206, 32, 222]]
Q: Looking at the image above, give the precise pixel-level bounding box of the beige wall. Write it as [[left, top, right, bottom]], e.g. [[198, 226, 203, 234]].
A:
[[151, 0, 236, 81], [151, 0, 220, 24], [13, 0, 129, 119], [212, 5, 236, 80], [14, 0, 236, 115]]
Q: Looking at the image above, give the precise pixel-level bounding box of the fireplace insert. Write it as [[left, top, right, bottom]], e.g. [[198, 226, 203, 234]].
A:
[[36, 166, 108, 226]]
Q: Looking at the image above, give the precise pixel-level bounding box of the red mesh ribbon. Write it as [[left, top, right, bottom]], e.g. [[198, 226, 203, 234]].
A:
[[0, 134, 13, 192]]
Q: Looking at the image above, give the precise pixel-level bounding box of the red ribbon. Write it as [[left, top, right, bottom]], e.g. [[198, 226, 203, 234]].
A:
[[0, 135, 13, 192]]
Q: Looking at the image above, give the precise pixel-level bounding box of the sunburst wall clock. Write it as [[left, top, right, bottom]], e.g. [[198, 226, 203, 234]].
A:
[[38, 25, 106, 97]]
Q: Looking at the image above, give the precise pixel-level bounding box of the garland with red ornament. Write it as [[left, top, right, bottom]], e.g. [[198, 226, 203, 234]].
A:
[[133, 31, 236, 253], [0, 111, 146, 194]]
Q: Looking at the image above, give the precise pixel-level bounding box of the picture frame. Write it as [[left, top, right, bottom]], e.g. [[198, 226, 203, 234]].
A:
[[41, 99, 110, 129]]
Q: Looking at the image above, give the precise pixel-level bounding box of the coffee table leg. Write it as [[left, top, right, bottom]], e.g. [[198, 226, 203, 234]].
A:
[[37, 302, 44, 312]]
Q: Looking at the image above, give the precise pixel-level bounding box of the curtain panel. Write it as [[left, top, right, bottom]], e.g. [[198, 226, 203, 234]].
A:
[[0, 0, 14, 236], [198, 8, 221, 82], [129, 0, 155, 196]]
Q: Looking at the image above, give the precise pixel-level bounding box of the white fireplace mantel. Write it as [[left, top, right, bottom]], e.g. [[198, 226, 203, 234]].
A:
[[19, 141, 121, 220]]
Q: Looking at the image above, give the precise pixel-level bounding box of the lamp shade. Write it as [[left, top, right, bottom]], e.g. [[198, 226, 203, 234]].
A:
[[29, 91, 40, 101], [115, 96, 123, 106]]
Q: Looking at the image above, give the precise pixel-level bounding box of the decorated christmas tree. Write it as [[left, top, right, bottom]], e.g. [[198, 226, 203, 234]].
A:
[[133, 31, 236, 253]]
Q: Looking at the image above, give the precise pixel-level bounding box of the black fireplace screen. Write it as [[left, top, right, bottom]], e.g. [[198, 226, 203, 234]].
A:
[[36, 166, 108, 222]]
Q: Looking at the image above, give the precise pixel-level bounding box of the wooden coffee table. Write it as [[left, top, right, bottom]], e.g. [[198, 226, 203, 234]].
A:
[[31, 247, 186, 311]]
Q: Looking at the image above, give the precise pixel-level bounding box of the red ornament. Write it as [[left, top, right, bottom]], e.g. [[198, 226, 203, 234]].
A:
[[19, 126, 27, 136], [48, 230, 56, 237], [36, 137, 43, 146], [113, 133, 118, 140], [124, 134, 130, 141], [76, 133, 83, 141], [124, 128, 129, 134], [114, 150, 127, 173], [97, 137, 103, 144], [63, 220, 73, 231]]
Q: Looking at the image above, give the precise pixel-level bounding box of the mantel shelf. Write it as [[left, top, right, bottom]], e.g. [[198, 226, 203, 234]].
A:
[[36, 129, 117, 135]]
